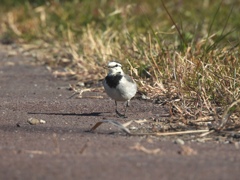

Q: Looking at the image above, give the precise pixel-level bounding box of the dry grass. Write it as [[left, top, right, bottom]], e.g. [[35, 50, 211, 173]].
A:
[[0, 0, 239, 127]]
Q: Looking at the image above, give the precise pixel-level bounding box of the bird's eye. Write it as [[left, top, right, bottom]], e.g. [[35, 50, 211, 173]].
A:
[[108, 63, 121, 68]]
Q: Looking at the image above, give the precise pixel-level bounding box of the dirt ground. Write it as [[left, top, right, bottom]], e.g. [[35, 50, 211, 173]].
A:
[[0, 44, 240, 180]]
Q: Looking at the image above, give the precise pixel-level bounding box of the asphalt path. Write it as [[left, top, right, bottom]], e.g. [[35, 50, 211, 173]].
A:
[[0, 45, 239, 180]]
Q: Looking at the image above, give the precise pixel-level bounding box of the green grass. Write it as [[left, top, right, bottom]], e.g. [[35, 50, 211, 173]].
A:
[[0, 0, 239, 120]]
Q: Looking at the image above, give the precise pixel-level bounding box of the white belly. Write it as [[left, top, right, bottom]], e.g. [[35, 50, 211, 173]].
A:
[[103, 77, 137, 101]]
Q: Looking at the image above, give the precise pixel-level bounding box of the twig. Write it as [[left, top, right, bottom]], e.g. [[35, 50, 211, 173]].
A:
[[217, 99, 240, 130], [89, 119, 209, 136], [199, 129, 215, 137], [153, 130, 209, 136], [195, 116, 214, 122]]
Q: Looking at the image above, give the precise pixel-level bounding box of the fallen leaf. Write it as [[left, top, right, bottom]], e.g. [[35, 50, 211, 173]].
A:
[[130, 143, 162, 155], [178, 145, 197, 156]]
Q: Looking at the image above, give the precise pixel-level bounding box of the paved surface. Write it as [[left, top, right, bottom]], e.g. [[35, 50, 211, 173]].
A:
[[0, 45, 240, 180]]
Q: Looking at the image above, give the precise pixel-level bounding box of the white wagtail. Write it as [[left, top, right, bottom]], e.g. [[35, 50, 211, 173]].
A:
[[103, 61, 137, 117]]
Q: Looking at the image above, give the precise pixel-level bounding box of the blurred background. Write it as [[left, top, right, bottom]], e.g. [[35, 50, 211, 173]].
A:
[[1, 0, 239, 45], [0, 0, 239, 112]]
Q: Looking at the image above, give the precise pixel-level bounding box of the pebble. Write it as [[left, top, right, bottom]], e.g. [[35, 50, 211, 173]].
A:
[[27, 117, 46, 125], [129, 126, 138, 130], [174, 138, 185, 145], [141, 94, 150, 100]]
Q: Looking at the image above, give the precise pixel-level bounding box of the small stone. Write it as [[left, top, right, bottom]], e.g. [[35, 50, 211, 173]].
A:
[[129, 126, 138, 130], [141, 94, 150, 100], [39, 119, 46, 124], [27, 118, 46, 125], [27, 117, 40, 125], [174, 138, 185, 145], [77, 82, 85, 87]]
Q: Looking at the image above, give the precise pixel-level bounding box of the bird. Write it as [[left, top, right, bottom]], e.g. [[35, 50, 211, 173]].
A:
[[103, 61, 137, 117]]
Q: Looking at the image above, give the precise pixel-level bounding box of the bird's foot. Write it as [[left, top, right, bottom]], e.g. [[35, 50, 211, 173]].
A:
[[124, 101, 130, 107], [115, 110, 127, 118]]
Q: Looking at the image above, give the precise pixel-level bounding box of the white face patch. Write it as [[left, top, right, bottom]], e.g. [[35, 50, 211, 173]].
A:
[[108, 62, 122, 68], [107, 62, 123, 75]]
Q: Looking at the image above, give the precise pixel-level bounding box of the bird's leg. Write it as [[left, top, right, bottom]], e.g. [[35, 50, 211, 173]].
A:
[[123, 100, 130, 115], [120, 100, 131, 118], [115, 101, 126, 118], [126, 100, 130, 107]]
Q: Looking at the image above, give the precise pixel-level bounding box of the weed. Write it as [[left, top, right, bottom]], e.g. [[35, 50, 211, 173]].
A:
[[0, 0, 239, 121]]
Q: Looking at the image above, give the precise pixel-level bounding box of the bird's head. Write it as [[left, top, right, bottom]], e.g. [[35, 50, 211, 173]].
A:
[[107, 61, 124, 75]]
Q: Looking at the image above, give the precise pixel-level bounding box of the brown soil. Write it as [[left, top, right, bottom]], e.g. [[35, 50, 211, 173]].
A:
[[0, 45, 240, 180]]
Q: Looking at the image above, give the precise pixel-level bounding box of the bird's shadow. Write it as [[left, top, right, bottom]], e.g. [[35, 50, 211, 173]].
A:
[[27, 111, 109, 117]]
